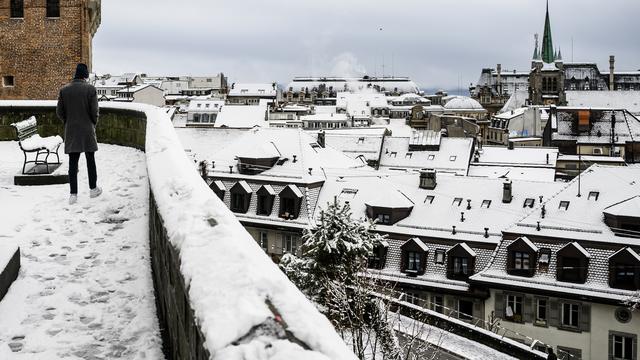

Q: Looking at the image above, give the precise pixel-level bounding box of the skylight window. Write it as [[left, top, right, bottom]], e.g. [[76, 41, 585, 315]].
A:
[[539, 248, 551, 264], [481, 200, 492, 208], [559, 201, 570, 210], [588, 191, 599, 201], [428, 154, 435, 160], [406, 153, 413, 159], [523, 198, 535, 208], [452, 197, 463, 206], [435, 249, 445, 264], [357, 137, 365, 144], [390, 151, 397, 158], [425, 195, 435, 204], [449, 156, 457, 161]]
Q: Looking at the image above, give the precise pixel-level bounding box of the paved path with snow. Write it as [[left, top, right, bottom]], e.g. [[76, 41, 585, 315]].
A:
[[0, 142, 164, 359]]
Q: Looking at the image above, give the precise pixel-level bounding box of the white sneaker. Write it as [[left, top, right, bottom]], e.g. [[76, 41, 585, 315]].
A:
[[90, 186, 103, 198], [69, 194, 78, 205]]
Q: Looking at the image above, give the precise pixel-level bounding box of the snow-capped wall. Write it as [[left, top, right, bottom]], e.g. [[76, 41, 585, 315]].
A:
[[0, 101, 354, 359]]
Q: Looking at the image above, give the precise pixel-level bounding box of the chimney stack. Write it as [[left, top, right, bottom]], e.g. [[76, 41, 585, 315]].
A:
[[609, 55, 615, 91], [419, 169, 437, 190], [508, 141, 514, 150], [503, 180, 513, 203], [317, 130, 326, 148]]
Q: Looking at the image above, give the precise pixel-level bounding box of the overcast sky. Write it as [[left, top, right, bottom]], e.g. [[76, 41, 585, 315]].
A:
[[93, 0, 640, 91]]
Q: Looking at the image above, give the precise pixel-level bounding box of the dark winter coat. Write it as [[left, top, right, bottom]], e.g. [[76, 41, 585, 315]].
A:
[[56, 79, 99, 154]]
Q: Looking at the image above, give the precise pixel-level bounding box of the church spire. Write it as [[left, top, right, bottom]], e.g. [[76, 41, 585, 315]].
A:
[[532, 34, 541, 61], [541, 0, 555, 63]]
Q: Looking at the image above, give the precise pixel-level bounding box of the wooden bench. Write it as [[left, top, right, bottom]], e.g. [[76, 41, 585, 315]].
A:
[[10, 117, 63, 175]]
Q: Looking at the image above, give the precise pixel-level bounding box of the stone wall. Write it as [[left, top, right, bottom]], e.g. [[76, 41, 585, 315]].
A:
[[0, 0, 101, 100], [0, 105, 146, 150], [150, 195, 210, 360]]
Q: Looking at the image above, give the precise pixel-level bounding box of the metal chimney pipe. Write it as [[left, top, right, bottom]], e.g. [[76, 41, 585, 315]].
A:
[[609, 56, 615, 91]]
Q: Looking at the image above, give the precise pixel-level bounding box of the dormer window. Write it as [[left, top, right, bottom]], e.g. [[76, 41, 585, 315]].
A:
[[210, 180, 226, 201], [559, 201, 570, 210], [446, 243, 476, 280], [256, 185, 276, 216], [557, 242, 590, 284], [507, 237, 538, 277], [400, 238, 428, 275], [523, 198, 535, 208], [230, 181, 252, 213], [609, 247, 640, 290], [279, 185, 303, 220], [365, 191, 414, 226], [588, 191, 599, 201], [481, 200, 492, 209]]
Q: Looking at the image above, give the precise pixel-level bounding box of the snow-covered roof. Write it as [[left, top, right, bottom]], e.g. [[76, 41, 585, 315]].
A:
[[511, 236, 539, 252], [402, 238, 429, 252], [214, 103, 269, 128], [365, 189, 414, 209], [379, 137, 474, 175], [300, 113, 349, 122], [228, 83, 277, 97], [444, 96, 485, 111], [259, 184, 276, 196], [116, 83, 162, 94], [474, 146, 558, 168], [498, 90, 528, 114], [468, 166, 557, 182], [449, 242, 477, 257], [494, 107, 527, 120], [603, 195, 640, 218], [551, 108, 640, 145], [187, 99, 224, 112], [287, 76, 420, 95], [506, 165, 640, 244], [566, 91, 640, 115], [608, 247, 640, 262]]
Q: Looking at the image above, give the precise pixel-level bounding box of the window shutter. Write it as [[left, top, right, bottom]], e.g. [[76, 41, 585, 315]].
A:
[[579, 303, 590, 332], [494, 292, 504, 319], [549, 299, 560, 327], [524, 295, 533, 323]]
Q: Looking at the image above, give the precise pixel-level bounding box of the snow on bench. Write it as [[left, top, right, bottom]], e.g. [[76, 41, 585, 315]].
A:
[[10, 116, 62, 174], [19, 134, 63, 152]]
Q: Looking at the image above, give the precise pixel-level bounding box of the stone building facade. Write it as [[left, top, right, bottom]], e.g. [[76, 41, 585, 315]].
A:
[[0, 0, 101, 100]]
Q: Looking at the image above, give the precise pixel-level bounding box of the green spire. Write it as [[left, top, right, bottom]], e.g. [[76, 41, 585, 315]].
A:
[[541, 0, 555, 63]]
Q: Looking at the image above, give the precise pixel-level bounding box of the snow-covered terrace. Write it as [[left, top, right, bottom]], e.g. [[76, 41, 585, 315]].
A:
[[0, 101, 354, 359]]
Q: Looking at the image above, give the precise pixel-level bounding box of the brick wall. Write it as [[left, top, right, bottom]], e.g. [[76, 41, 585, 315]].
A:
[[0, 0, 101, 100]]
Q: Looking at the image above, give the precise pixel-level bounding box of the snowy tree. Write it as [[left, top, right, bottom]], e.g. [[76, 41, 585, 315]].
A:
[[281, 199, 438, 360]]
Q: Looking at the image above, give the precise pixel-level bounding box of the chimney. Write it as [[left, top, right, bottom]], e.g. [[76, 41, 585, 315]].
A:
[[293, 155, 298, 163], [496, 64, 502, 94], [508, 141, 514, 150], [419, 169, 437, 190], [502, 180, 513, 203], [317, 130, 326, 148], [609, 55, 615, 91]]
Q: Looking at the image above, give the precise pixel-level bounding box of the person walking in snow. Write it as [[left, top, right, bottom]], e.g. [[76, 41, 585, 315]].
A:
[[56, 63, 102, 205]]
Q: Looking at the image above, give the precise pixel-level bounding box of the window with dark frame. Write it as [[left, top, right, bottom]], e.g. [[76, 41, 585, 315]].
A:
[[376, 213, 391, 224], [481, 200, 492, 208], [452, 257, 469, 276], [428, 154, 435, 160], [523, 198, 535, 208], [458, 299, 473, 321], [257, 194, 273, 216], [424, 195, 435, 204], [539, 248, 551, 264], [506, 294, 523, 322], [2, 76, 15, 87], [280, 197, 296, 218], [614, 265, 636, 289], [230, 193, 245, 212], [561, 303, 579, 328], [559, 257, 582, 283], [407, 251, 421, 272], [435, 249, 445, 264], [432, 295, 444, 313], [10, 0, 24, 18], [513, 251, 530, 270], [588, 191, 600, 201], [46, 0, 60, 17], [452, 197, 463, 206], [535, 298, 547, 325], [259, 232, 268, 251], [612, 333, 634, 360], [282, 234, 297, 254], [559, 201, 570, 210]]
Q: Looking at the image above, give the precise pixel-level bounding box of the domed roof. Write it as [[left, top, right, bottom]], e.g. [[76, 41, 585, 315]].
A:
[[444, 96, 484, 110]]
